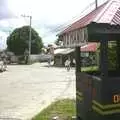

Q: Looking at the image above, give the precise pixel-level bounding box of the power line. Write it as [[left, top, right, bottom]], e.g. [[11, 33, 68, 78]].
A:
[[53, 1, 95, 32], [41, 1, 96, 38], [6, 1, 96, 40]]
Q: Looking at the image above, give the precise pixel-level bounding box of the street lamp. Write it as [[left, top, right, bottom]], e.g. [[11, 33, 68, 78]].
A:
[[21, 14, 32, 64]]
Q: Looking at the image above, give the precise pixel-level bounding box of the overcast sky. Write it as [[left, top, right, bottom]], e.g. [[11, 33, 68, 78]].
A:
[[0, 0, 107, 49]]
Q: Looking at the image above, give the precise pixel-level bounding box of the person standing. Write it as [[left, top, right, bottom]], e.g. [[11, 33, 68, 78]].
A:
[[24, 49, 29, 64], [3, 57, 7, 70], [0, 57, 4, 72]]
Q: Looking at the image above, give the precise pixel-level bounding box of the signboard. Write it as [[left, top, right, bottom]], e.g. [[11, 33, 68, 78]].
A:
[[113, 94, 120, 103], [62, 27, 88, 47]]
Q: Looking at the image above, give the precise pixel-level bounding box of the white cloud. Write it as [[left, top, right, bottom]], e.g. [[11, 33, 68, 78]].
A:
[[8, 0, 94, 24], [8, 0, 107, 23], [0, 0, 108, 48]]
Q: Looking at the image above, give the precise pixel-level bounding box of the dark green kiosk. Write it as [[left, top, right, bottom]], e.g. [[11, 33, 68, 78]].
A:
[[75, 23, 120, 120], [58, 0, 120, 120]]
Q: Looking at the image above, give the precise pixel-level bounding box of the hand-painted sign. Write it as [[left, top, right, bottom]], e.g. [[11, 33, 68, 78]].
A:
[[113, 94, 120, 103]]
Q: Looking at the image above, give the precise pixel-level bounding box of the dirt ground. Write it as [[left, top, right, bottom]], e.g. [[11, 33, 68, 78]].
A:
[[0, 63, 76, 120]]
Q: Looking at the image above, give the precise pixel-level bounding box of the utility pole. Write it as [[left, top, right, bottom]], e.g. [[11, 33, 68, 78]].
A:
[[21, 15, 32, 64], [95, 0, 98, 9], [29, 16, 32, 64]]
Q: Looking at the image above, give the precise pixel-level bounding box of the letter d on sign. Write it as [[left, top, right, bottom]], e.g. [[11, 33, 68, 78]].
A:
[[113, 95, 119, 103]]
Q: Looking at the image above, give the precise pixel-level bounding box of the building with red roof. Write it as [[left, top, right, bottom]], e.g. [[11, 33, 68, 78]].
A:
[[58, 0, 120, 47], [57, 1, 120, 120]]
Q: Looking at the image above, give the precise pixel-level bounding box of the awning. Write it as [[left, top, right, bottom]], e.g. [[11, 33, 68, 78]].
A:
[[54, 48, 74, 55], [81, 43, 97, 52], [54, 42, 97, 55]]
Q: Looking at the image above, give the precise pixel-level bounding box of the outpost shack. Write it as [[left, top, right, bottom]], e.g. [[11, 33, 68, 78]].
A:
[[58, 0, 120, 120]]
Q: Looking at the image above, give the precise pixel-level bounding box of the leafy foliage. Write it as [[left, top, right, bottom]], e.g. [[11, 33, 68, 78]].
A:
[[97, 41, 118, 70], [108, 42, 117, 69], [7, 26, 43, 55], [54, 39, 59, 45], [54, 38, 63, 46]]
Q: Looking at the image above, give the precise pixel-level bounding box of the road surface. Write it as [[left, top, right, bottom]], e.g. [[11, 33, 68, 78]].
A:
[[0, 63, 76, 120]]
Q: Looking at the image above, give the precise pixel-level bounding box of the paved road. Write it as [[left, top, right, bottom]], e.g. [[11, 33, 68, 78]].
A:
[[0, 63, 76, 120]]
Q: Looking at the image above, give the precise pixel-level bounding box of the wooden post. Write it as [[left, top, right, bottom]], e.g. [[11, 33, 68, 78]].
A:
[[75, 46, 81, 120], [75, 47, 81, 73], [116, 40, 120, 70], [100, 40, 108, 79]]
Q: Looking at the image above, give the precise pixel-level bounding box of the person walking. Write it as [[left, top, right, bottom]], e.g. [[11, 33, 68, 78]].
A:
[[65, 57, 71, 71], [48, 58, 51, 67]]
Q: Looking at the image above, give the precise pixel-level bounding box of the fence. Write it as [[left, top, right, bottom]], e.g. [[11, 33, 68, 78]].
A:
[[30, 54, 54, 63]]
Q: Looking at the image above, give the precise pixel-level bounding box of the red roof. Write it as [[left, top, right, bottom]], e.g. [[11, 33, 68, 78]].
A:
[[81, 43, 97, 52], [59, 0, 120, 35]]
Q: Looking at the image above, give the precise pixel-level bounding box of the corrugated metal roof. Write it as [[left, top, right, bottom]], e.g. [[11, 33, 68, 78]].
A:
[[59, 0, 120, 35]]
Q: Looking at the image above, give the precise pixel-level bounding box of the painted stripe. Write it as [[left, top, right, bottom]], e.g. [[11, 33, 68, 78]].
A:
[[92, 105, 120, 115], [93, 100, 120, 109]]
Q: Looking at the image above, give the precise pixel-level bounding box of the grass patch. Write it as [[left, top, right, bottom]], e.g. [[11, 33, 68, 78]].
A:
[[32, 99, 76, 120], [81, 66, 98, 72]]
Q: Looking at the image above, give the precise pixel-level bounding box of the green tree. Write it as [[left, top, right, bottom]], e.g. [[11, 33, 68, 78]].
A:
[[54, 39, 59, 45], [97, 41, 119, 70], [54, 38, 63, 46], [7, 26, 43, 55]]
